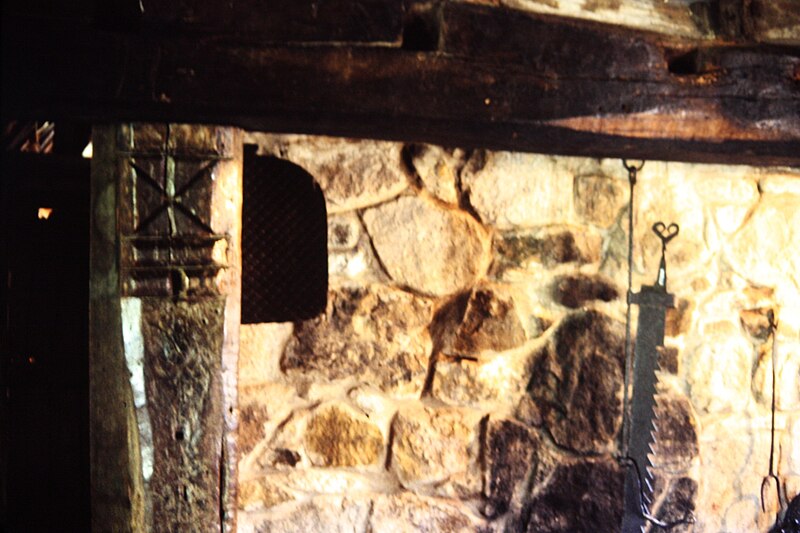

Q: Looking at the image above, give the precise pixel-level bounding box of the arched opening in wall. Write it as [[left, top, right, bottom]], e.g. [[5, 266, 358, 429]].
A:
[[241, 145, 328, 324]]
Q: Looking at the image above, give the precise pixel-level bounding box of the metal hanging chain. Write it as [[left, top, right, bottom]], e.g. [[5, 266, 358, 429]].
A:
[[761, 310, 788, 515], [620, 159, 643, 459]]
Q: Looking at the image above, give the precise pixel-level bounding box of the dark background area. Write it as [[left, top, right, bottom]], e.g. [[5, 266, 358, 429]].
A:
[[1, 124, 91, 532]]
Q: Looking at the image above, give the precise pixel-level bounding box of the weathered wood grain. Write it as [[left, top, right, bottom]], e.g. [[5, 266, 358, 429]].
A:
[[89, 124, 242, 531], [141, 299, 225, 531], [89, 125, 145, 533], [440, 2, 673, 79], [137, 0, 404, 44], [3, 7, 799, 165]]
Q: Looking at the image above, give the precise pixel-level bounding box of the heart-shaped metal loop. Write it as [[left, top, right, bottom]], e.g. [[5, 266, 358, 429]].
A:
[[652, 222, 679, 245]]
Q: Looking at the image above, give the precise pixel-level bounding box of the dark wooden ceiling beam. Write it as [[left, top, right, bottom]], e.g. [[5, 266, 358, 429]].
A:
[[2, 5, 799, 166]]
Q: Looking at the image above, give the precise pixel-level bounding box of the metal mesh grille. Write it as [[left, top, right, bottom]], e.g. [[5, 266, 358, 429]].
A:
[[241, 149, 328, 324]]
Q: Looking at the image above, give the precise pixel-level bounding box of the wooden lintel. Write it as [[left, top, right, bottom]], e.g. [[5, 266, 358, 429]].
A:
[[3, 10, 799, 166]]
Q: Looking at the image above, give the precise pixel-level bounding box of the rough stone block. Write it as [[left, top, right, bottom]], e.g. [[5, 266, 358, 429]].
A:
[[389, 405, 484, 497], [408, 144, 466, 205], [432, 343, 538, 408], [239, 323, 293, 386], [484, 418, 539, 517], [552, 273, 619, 309], [726, 193, 800, 293], [574, 174, 627, 228], [739, 307, 774, 341], [369, 493, 482, 532], [687, 332, 752, 414], [453, 285, 527, 355], [527, 310, 624, 453], [493, 225, 602, 273], [247, 134, 409, 213], [304, 403, 384, 467], [652, 394, 699, 474], [657, 346, 680, 375], [281, 285, 433, 396], [237, 477, 293, 511], [239, 496, 371, 533], [238, 402, 270, 457], [665, 297, 694, 337], [327, 213, 362, 251], [461, 151, 574, 229], [649, 476, 697, 533], [519, 457, 623, 533], [362, 196, 490, 296]]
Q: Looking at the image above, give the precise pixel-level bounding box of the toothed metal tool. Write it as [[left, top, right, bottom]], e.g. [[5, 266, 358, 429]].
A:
[[621, 221, 678, 533]]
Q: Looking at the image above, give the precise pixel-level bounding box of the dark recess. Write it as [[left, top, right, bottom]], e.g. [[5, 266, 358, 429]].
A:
[[1, 139, 90, 531], [241, 146, 328, 324]]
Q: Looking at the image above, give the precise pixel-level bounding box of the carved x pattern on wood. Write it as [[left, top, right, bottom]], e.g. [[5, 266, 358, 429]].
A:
[[130, 157, 217, 236]]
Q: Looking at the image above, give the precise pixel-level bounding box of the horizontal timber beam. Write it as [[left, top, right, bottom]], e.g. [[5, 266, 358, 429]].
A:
[[2, 6, 799, 166]]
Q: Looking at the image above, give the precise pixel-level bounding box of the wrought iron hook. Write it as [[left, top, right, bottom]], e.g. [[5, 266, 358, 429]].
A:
[[622, 159, 645, 173], [761, 311, 788, 516], [622, 159, 644, 185]]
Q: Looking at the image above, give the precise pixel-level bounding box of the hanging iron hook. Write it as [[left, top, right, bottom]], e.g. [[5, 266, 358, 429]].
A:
[[622, 159, 645, 185], [622, 159, 645, 172], [761, 310, 787, 516]]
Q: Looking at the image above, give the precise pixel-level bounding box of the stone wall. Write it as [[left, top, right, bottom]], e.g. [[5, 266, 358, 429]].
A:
[[236, 133, 800, 532]]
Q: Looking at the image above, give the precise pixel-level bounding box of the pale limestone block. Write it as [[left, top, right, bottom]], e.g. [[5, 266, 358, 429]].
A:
[[461, 151, 575, 229], [327, 214, 387, 282], [690, 167, 759, 237], [432, 340, 541, 410], [791, 416, 800, 476], [239, 323, 293, 386], [347, 385, 401, 437], [574, 174, 628, 228], [239, 470, 398, 515], [362, 196, 490, 296], [726, 193, 800, 292], [692, 172, 759, 206], [239, 496, 371, 533], [759, 172, 800, 196], [686, 332, 753, 414], [635, 162, 711, 278], [724, 497, 771, 533], [410, 144, 465, 205], [777, 341, 800, 411], [370, 492, 486, 532], [500, 0, 707, 39], [696, 415, 788, 532], [390, 405, 485, 498]]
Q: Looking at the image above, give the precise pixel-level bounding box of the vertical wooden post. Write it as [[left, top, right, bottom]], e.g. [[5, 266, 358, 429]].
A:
[[90, 124, 242, 531]]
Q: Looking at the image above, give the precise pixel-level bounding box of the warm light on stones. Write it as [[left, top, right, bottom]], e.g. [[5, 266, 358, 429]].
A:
[[236, 134, 800, 533], [37, 207, 53, 219], [345, 252, 367, 277], [82, 141, 93, 158]]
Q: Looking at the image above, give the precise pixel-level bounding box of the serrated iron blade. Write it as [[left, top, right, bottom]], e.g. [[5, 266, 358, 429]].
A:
[[621, 285, 674, 533]]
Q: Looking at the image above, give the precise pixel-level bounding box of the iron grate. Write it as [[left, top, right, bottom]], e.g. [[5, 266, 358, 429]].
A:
[[241, 148, 328, 324]]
